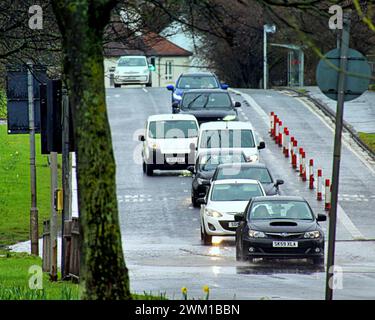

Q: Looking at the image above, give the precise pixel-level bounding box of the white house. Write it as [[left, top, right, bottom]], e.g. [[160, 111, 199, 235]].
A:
[[103, 32, 193, 88]]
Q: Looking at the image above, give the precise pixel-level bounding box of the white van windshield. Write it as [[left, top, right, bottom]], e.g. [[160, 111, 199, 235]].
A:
[[118, 57, 147, 67], [148, 120, 198, 139], [200, 129, 255, 148]]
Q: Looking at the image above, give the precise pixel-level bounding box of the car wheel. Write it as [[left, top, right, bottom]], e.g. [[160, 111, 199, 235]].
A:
[[191, 193, 199, 208], [146, 82, 152, 87], [312, 257, 324, 266], [114, 83, 121, 88], [236, 241, 245, 261], [145, 164, 153, 176], [201, 227, 212, 245], [142, 161, 146, 173]]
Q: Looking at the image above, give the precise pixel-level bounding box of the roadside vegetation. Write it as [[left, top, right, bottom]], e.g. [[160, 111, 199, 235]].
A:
[[0, 251, 167, 300], [0, 89, 6, 119], [358, 132, 375, 153], [0, 125, 52, 247]]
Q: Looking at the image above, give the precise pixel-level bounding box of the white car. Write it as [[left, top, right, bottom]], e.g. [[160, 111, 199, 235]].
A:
[[196, 121, 265, 163], [199, 179, 266, 245], [114, 55, 151, 87], [139, 114, 199, 176]]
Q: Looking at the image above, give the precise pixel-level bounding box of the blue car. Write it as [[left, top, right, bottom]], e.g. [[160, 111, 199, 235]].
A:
[[167, 72, 229, 105]]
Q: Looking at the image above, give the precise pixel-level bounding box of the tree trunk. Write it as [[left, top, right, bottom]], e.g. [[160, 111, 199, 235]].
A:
[[52, 0, 131, 300]]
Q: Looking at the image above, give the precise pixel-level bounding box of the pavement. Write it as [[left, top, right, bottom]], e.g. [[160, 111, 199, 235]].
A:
[[297, 86, 375, 134], [11, 86, 375, 300]]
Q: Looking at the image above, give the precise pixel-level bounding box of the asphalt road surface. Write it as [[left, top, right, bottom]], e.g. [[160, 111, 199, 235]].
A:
[[107, 87, 375, 300]]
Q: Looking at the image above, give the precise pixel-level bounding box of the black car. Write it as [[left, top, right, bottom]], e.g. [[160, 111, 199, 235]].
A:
[[212, 163, 284, 196], [235, 196, 326, 265], [173, 89, 240, 124], [188, 150, 247, 207]]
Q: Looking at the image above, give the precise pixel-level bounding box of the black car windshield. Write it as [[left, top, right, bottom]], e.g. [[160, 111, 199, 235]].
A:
[[216, 167, 273, 183], [199, 153, 246, 172], [200, 129, 255, 148], [248, 201, 314, 220], [148, 120, 198, 139], [211, 183, 263, 201], [118, 57, 147, 67], [182, 92, 232, 109], [177, 76, 219, 89]]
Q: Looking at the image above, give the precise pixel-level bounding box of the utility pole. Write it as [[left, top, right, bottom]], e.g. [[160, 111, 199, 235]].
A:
[[50, 151, 58, 281], [27, 62, 39, 256], [61, 91, 72, 278], [325, 13, 351, 301]]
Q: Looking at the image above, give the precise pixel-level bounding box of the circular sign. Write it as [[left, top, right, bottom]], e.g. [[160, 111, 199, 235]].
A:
[[316, 48, 371, 101]]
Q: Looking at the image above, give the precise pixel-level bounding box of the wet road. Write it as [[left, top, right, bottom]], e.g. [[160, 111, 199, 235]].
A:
[[107, 87, 375, 300]]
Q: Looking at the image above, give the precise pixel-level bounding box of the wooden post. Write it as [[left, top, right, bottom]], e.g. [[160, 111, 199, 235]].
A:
[[42, 220, 51, 272]]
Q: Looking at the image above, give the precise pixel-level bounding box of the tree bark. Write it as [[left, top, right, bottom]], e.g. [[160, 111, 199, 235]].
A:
[[52, 0, 131, 300]]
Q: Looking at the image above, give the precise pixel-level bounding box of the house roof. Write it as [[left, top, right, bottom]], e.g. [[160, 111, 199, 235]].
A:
[[104, 25, 193, 58]]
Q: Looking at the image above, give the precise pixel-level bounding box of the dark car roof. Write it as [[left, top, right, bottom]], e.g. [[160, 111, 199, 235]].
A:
[[216, 163, 268, 169], [252, 196, 306, 202], [182, 89, 228, 95], [180, 72, 216, 77], [198, 150, 245, 157]]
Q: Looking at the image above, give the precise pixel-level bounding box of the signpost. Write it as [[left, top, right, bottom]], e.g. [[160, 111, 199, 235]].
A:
[[316, 13, 371, 300]]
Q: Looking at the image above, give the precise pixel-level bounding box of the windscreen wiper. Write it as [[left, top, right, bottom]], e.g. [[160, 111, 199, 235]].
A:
[[187, 94, 204, 109]]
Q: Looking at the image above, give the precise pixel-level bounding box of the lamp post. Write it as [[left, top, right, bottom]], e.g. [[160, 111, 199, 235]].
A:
[[263, 24, 276, 90]]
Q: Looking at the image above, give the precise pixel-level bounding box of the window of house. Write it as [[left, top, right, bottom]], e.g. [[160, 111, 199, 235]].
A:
[[165, 60, 173, 80]]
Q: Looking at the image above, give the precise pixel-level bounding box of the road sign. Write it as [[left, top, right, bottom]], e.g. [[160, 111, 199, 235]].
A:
[[316, 48, 371, 101], [6, 65, 48, 133]]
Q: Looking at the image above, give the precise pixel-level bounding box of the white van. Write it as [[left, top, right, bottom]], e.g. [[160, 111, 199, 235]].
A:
[[114, 55, 151, 87], [196, 121, 265, 163], [138, 114, 199, 176]]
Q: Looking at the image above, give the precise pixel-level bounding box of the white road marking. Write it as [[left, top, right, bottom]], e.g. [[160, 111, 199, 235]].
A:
[[244, 116, 249, 121], [230, 89, 369, 241], [142, 88, 148, 93], [114, 94, 120, 98], [296, 97, 375, 176], [337, 205, 365, 240]]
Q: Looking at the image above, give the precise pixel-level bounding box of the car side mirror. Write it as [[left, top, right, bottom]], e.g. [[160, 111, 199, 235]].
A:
[[221, 83, 229, 90], [317, 214, 327, 222], [109, 66, 115, 73], [234, 212, 245, 222], [138, 135, 145, 142], [275, 179, 284, 186], [258, 141, 266, 150], [196, 198, 206, 205], [187, 166, 195, 174], [234, 101, 241, 108], [167, 85, 175, 91]]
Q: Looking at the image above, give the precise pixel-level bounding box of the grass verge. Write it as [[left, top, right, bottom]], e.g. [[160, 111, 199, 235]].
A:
[[358, 132, 375, 153], [0, 89, 6, 119], [0, 251, 167, 300], [0, 124, 53, 247]]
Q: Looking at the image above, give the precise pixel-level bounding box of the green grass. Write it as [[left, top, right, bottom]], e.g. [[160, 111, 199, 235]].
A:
[[369, 84, 375, 92], [0, 89, 6, 119], [0, 124, 53, 247], [0, 251, 167, 300], [358, 132, 375, 153], [0, 251, 79, 300]]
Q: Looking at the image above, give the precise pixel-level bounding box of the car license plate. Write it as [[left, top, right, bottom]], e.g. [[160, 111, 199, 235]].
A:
[[166, 157, 185, 163], [229, 222, 240, 228], [272, 241, 298, 248]]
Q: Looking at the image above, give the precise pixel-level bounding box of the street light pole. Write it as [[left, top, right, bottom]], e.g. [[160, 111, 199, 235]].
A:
[[325, 13, 351, 301], [263, 24, 276, 90], [263, 26, 268, 90], [27, 62, 39, 256]]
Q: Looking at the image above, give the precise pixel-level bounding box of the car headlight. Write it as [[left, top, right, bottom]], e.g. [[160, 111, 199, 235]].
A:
[[205, 208, 222, 218], [246, 155, 259, 162], [248, 229, 266, 238], [223, 115, 237, 121], [173, 93, 182, 101], [197, 178, 209, 185], [304, 231, 321, 239], [149, 143, 159, 150]]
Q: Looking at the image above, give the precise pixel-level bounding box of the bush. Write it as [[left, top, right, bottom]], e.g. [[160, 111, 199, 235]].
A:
[[0, 89, 6, 119], [369, 84, 375, 92]]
